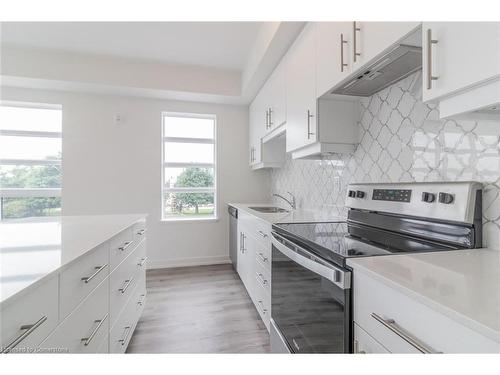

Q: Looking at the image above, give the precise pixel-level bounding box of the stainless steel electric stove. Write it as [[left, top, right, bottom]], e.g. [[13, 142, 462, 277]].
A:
[[270, 181, 483, 354]]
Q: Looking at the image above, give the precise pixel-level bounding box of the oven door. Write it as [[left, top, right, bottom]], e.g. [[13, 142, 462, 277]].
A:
[[271, 232, 351, 353]]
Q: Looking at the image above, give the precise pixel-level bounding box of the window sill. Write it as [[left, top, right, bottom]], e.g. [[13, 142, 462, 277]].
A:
[[160, 217, 219, 224]]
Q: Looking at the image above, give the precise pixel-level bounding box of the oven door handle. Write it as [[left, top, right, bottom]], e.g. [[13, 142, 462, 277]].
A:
[[271, 232, 351, 289]]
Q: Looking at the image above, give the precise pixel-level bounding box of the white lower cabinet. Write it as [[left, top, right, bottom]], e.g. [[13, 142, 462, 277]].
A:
[[353, 270, 500, 353], [237, 210, 272, 331], [59, 242, 109, 320], [0, 217, 147, 354], [354, 323, 389, 354], [0, 277, 59, 353], [41, 278, 109, 353], [109, 240, 145, 326], [109, 275, 146, 354]]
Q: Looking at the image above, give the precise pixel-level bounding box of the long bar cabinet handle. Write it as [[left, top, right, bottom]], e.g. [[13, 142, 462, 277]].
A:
[[118, 326, 132, 346], [81, 264, 107, 283], [426, 28, 439, 90], [81, 313, 108, 346], [340, 33, 348, 72], [371, 313, 439, 354], [119, 277, 134, 294], [2, 316, 48, 353], [353, 22, 361, 62], [119, 241, 133, 251]]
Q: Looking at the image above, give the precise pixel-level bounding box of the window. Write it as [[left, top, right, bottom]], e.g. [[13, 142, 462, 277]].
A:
[[162, 113, 217, 221], [0, 102, 62, 220]]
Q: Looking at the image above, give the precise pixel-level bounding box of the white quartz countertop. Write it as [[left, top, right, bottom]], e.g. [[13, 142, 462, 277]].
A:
[[227, 203, 344, 224], [0, 214, 146, 305], [347, 249, 500, 343]]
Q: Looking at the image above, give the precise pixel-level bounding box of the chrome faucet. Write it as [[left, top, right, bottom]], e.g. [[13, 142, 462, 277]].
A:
[[273, 192, 296, 210]]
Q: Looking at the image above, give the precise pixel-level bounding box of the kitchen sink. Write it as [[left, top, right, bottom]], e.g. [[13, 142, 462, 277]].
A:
[[249, 206, 289, 213]]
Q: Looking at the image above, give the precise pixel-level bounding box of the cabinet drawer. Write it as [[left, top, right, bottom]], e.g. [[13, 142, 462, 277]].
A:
[[133, 220, 147, 244], [109, 240, 146, 326], [109, 276, 145, 354], [254, 219, 271, 248], [255, 241, 271, 273], [109, 227, 135, 271], [255, 259, 271, 295], [60, 242, 109, 319], [252, 281, 270, 332], [353, 271, 500, 353], [354, 323, 389, 354], [1, 277, 59, 353], [41, 278, 109, 353]]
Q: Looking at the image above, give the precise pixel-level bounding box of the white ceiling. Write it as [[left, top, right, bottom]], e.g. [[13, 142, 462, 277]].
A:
[[1, 22, 263, 71]]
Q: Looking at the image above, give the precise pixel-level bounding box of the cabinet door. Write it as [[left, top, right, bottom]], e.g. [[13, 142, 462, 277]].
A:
[[265, 61, 287, 130], [352, 22, 420, 71], [316, 22, 353, 97], [422, 22, 500, 102], [237, 230, 255, 296], [286, 23, 317, 152], [248, 96, 263, 166]]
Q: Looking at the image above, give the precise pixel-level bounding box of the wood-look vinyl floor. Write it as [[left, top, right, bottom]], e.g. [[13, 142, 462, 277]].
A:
[[126, 264, 270, 353]]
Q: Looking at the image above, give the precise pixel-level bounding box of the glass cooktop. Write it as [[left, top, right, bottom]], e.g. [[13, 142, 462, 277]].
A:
[[272, 221, 461, 267]]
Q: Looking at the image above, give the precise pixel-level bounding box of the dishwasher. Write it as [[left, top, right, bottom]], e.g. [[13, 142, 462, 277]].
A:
[[228, 205, 238, 270]]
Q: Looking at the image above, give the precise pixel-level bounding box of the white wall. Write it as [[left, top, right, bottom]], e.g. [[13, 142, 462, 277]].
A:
[[1, 86, 269, 268]]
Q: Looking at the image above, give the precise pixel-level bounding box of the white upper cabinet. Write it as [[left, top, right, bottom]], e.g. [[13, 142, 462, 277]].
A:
[[285, 23, 318, 153], [249, 94, 263, 166], [422, 22, 500, 118], [249, 82, 285, 169], [316, 22, 353, 97], [316, 22, 420, 97], [262, 61, 287, 131], [352, 22, 420, 70]]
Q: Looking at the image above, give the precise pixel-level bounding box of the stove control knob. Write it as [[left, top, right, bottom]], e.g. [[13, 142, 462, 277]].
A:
[[348, 190, 356, 198], [421, 192, 436, 203], [438, 192, 454, 204], [356, 190, 365, 199]]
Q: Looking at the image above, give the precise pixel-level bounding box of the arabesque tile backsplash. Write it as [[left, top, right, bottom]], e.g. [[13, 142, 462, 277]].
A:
[[270, 72, 500, 249]]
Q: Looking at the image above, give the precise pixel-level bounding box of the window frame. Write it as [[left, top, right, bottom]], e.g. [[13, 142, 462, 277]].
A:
[[0, 101, 62, 220], [161, 111, 218, 222]]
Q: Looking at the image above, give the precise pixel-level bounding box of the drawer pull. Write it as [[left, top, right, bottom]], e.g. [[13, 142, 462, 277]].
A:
[[137, 229, 146, 236], [256, 272, 268, 286], [119, 241, 133, 251], [257, 252, 268, 263], [137, 257, 148, 267], [119, 277, 134, 294], [118, 326, 132, 346], [2, 316, 48, 353], [257, 230, 268, 238], [81, 313, 108, 346], [81, 264, 107, 283], [371, 313, 438, 354], [137, 294, 146, 306], [257, 300, 267, 315]]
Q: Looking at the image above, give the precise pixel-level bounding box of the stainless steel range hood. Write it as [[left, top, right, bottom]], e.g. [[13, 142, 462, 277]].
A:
[[331, 44, 422, 97]]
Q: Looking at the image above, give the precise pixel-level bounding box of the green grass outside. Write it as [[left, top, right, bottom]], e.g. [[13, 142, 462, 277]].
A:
[[164, 206, 214, 218]]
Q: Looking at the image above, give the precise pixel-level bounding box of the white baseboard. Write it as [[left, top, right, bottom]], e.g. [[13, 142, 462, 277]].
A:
[[147, 255, 231, 269]]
